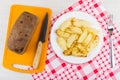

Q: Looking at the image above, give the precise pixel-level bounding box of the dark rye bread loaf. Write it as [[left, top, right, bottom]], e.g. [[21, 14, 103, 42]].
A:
[[7, 12, 39, 54]]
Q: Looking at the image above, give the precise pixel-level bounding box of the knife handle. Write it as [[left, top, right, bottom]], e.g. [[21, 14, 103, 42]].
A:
[[33, 41, 42, 69]]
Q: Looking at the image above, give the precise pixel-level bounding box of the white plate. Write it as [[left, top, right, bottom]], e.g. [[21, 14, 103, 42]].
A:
[[50, 11, 103, 64]]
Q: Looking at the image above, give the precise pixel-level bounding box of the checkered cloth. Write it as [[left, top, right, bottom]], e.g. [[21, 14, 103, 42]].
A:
[[32, 0, 120, 80]]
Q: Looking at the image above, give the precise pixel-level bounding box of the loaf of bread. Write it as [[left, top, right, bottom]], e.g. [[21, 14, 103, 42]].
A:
[[7, 12, 39, 54]]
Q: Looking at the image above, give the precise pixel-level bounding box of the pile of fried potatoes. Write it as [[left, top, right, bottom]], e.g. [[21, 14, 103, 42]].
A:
[[56, 17, 99, 57]]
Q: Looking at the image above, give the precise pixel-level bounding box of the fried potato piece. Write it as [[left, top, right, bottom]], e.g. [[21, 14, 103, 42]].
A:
[[57, 37, 67, 50], [65, 26, 82, 34], [72, 47, 87, 57], [64, 48, 72, 55], [87, 36, 99, 51], [82, 33, 93, 46], [73, 52, 87, 57], [87, 32, 96, 45], [64, 42, 76, 55], [86, 27, 99, 35], [77, 29, 88, 43], [72, 47, 78, 55], [77, 44, 88, 54], [56, 29, 70, 39], [67, 34, 77, 48], [59, 18, 72, 31], [73, 18, 90, 27]]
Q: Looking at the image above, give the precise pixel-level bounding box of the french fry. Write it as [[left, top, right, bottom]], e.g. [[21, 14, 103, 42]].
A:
[[64, 42, 76, 55], [56, 29, 70, 39], [86, 27, 99, 35], [83, 33, 93, 46], [65, 27, 82, 34], [77, 29, 88, 43], [72, 47, 79, 55], [87, 32, 96, 46], [77, 44, 88, 54], [59, 18, 73, 31], [87, 35, 99, 51], [64, 47, 72, 55], [72, 46, 87, 57], [57, 37, 67, 50], [73, 18, 90, 27], [66, 34, 77, 48]]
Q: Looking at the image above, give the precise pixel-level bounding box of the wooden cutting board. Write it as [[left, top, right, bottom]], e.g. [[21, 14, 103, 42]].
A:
[[3, 4, 52, 73]]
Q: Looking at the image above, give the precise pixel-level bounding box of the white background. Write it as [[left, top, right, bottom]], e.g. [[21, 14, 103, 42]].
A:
[[0, 0, 120, 80]]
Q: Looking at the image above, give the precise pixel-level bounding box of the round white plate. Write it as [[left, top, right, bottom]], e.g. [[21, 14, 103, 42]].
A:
[[50, 11, 103, 64]]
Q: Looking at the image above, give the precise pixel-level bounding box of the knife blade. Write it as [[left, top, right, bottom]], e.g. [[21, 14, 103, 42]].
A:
[[33, 13, 48, 69]]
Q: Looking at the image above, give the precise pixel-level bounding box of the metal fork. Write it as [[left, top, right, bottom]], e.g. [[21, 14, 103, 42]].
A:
[[107, 14, 115, 68]]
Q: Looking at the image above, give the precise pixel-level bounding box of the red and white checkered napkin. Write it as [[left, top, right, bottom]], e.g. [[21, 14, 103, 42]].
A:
[[32, 0, 120, 80]]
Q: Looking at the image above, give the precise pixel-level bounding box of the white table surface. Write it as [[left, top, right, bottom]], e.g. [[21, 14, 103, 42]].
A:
[[0, 0, 120, 80]]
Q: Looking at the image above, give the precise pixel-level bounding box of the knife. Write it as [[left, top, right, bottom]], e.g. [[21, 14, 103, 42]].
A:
[[33, 13, 48, 69]]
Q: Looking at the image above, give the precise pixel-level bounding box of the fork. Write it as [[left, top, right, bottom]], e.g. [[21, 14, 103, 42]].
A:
[[107, 14, 115, 68]]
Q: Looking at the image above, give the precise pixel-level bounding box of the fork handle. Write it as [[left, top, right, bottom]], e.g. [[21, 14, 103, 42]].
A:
[[110, 36, 115, 68]]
